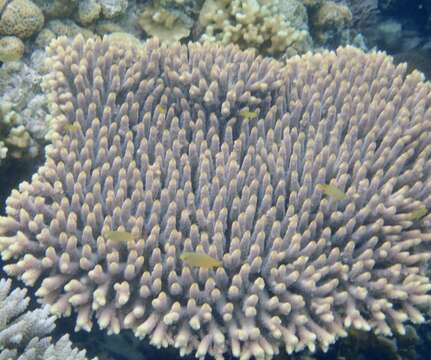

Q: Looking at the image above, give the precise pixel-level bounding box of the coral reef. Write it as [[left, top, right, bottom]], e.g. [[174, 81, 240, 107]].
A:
[[78, 0, 102, 26], [32, 0, 78, 19], [1, 35, 431, 359], [310, 1, 352, 46], [0, 278, 94, 359], [35, 19, 94, 48], [138, 5, 193, 42], [198, 0, 312, 56], [0, 56, 49, 163], [0, 35, 24, 62], [0, 0, 44, 38], [393, 49, 431, 80], [334, 0, 379, 30], [99, 0, 128, 19]]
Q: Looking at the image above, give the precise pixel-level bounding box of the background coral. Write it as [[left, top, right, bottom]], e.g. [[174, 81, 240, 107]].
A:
[[0, 36, 24, 62], [1, 35, 431, 360], [198, 0, 312, 56], [309, 1, 352, 46], [0, 58, 50, 163], [0, 0, 44, 38], [138, 5, 193, 42], [334, 0, 379, 30], [0, 278, 94, 359]]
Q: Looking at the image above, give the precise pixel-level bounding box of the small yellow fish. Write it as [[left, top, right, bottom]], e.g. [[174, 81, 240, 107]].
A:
[[240, 110, 258, 119], [64, 122, 80, 132], [408, 207, 428, 221], [104, 230, 135, 242], [318, 183, 347, 201], [158, 105, 166, 114], [180, 252, 221, 268]]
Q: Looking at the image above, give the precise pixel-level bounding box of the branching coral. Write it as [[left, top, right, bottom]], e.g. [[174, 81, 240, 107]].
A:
[[198, 0, 312, 56], [0, 278, 95, 359], [1, 35, 431, 360]]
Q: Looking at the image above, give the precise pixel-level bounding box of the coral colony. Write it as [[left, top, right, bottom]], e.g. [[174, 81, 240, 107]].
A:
[[1, 35, 431, 359], [0, 279, 94, 359]]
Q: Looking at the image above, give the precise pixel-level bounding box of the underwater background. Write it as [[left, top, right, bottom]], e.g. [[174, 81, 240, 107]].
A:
[[1, 0, 431, 360]]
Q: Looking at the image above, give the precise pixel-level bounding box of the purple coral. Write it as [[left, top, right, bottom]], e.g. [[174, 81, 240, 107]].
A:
[[0, 35, 431, 359]]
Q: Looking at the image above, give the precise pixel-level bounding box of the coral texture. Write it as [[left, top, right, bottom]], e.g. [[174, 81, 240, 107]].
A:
[[310, 1, 352, 45], [0, 0, 44, 39], [0, 59, 49, 162], [1, 35, 431, 360], [198, 0, 311, 56], [138, 5, 192, 42], [99, 0, 128, 18], [334, 0, 379, 29], [78, 0, 102, 26], [0, 278, 94, 359], [0, 35, 24, 62]]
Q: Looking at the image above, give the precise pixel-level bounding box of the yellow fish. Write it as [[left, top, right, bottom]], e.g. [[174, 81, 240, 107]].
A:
[[158, 105, 166, 114], [104, 230, 135, 242], [64, 122, 80, 132], [180, 252, 221, 268], [408, 207, 427, 221], [318, 183, 347, 201], [240, 110, 257, 119]]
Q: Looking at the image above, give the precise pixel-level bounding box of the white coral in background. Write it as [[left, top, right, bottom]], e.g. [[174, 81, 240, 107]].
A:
[[0, 278, 95, 360]]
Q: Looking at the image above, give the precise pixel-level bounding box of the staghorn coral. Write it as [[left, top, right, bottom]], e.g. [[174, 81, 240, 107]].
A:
[[1, 35, 431, 360], [0, 278, 94, 359]]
